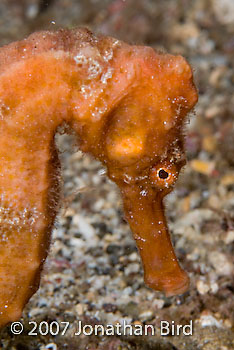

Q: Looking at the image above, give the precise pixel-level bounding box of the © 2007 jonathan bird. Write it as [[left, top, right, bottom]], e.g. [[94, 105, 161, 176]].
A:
[[0, 28, 198, 327]]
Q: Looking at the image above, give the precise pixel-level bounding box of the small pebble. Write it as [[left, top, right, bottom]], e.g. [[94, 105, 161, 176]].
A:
[[221, 173, 234, 186], [198, 312, 223, 328], [139, 310, 153, 321], [190, 159, 215, 175], [124, 263, 139, 276], [205, 105, 221, 119], [197, 280, 210, 295], [224, 230, 234, 244], [209, 251, 233, 276]]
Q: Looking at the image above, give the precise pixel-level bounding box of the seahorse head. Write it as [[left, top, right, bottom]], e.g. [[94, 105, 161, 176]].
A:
[[103, 48, 198, 295]]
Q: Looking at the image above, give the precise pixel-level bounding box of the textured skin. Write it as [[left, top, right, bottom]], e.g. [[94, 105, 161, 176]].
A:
[[0, 28, 198, 327]]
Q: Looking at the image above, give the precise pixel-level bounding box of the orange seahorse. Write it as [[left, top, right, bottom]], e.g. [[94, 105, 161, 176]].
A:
[[0, 28, 198, 327]]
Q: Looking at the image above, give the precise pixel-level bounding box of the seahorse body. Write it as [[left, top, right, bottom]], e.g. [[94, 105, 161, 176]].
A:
[[0, 28, 198, 327]]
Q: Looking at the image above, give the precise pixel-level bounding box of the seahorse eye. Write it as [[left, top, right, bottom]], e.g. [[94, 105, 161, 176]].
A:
[[150, 163, 178, 189], [158, 168, 169, 179]]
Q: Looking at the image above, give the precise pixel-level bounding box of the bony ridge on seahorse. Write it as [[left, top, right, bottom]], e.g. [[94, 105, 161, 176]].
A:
[[0, 27, 198, 327]]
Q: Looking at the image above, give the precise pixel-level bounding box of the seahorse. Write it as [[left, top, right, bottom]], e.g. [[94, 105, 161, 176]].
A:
[[0, 28, 198, 327]]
